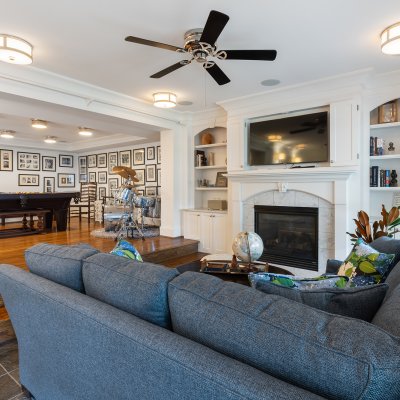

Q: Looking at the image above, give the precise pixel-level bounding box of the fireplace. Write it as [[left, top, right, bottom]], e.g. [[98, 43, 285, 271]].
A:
[[255, 205, 318, 271]]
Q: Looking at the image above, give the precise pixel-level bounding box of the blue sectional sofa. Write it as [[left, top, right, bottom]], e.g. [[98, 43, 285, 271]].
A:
[[0, 240, 399, 400]]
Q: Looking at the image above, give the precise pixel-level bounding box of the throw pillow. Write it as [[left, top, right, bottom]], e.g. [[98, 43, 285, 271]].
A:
[[110, 240, 143, 261], [250, 273, 388, 321], [337, 238, 395, 286]]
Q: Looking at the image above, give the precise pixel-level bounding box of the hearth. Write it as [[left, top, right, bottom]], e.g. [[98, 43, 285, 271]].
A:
[[255, 205, 318, 271]]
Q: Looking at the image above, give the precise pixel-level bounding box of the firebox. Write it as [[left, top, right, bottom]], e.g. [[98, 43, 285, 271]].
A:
[[254, 205, 318, 271]]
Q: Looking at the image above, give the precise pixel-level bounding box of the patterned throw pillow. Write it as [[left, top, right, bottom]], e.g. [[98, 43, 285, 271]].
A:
[[110, 240, 143, 261], [248, 272, 348, 290], [337, 238, 395, 286]]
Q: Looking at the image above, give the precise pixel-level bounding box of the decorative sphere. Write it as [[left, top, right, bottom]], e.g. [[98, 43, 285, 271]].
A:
[[232, 231, 264, 262]]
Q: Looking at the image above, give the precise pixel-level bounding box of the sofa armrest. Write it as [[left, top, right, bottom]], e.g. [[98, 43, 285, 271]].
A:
[[325, 258, 343, 274]]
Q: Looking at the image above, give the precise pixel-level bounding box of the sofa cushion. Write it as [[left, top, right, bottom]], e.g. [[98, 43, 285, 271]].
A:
[[371, 236, 400, 278], [250, 276, 388, 322], [25, 243, 99, 292], [82, 253, 179, 329], [169, 271, 400, 400]]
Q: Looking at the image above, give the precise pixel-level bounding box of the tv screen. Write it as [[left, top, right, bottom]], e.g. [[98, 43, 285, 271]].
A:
[[247, 111, 329, 166]]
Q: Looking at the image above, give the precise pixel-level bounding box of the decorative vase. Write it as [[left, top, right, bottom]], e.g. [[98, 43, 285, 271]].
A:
[[201, 132, 213, 145]]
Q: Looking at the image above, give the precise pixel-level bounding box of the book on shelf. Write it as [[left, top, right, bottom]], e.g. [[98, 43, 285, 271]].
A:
[[370, 166, 378, 187], [371, 167, 396, 187], [370, 136, 385, 156]]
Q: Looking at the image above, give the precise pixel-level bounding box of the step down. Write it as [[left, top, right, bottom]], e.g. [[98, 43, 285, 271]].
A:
[[142, 239, 199, 264]]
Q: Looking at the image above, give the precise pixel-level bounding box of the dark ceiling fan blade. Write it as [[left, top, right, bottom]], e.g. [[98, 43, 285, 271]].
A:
[[200, 10, 229, 45], [204, 63, 230, 85], [222, 50, 277, 61], [125, 36, 185, 52], [150, 61, 189, 78]]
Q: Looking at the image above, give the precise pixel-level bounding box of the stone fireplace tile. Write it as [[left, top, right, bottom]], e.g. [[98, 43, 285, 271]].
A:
[[253, 191, 274, 205], [273, 191, 296, 206], [294, 192, 319, 207]]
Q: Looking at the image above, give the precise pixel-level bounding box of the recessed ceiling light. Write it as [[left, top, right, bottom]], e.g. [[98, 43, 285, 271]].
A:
[[0, 130, 15, 139], [0, 34, 33, 65], [261, 79, 280, 87], [31, 119, 47, 129], [153, 92, 177, 108], [178, 101, 193, 106], [44, 136, 57, 144], [78, 127, 93, 136]]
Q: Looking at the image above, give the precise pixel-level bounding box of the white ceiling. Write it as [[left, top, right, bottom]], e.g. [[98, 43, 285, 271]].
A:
[[1, 0, 400, 147]]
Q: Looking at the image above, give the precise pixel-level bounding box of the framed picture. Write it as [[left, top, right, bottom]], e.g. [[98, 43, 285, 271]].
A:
[[79, 156, 87, 168], [108, 177, 119, 197], [133, 148, 145, 165], [146, 146, 155, 161], [98, 186, 106, 200], [79, 173, 88, 183], [97, 153, 107, 168], [58, 173, 75, 188], [43, 176, 55, 193], [98, 171, 107, 184], [18, 174, 39, 186], [0, 149, 13, 171], [119, 150, 131, 167], [145, 164, 156, 182], [78, 156, 88, 182], [87, 154, 97, 168], [135, 169, 145, 185], [17, 152, 40, 171], [157, 168, 161, 186], [42, 156, 56, 171], [215, 171, 228, 187], [157, 186, 161, 196], [108, 152, 118, 174], [136, 189, 144, 196], [157, 145, 161, 164], [59, 154, 74, 168], [145, 186, 157, 196], [89, 171, 96, 183], [379, 100, 398, 124]]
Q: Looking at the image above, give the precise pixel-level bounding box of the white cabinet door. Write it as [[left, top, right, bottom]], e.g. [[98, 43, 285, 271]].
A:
[[183, 211, 201, 240], [211, 213, 227, 254], [199, 213, 214, 253]]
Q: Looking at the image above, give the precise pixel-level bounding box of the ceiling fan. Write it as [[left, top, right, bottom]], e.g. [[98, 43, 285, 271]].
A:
[[290, 114, 328, 134], [125, 10, 277, 85]]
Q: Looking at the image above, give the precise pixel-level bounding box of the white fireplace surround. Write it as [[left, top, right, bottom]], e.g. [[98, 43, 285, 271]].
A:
[[227, 166, 359, 277]]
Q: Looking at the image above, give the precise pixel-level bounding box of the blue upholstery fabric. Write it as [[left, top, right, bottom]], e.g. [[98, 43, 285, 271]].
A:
[[169, 272, 400, 400], [82, 253, 178, 328], [25, 243, 98, 292], [0, 265, 325, 400], [370, 236, 400, 277]]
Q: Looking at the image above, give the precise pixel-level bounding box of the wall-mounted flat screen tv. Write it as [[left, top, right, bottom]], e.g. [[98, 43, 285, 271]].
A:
[[247, 110, 329, 166]]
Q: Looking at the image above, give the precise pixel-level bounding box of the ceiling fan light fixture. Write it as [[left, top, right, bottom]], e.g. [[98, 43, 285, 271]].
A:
[[44, 136, 57, 144], [153, 92, 177, 108], [381, 22, 400, 54], [78, 127, 93, 136], [0, 130, 15, 139], [31, 119, 47, 129], [0, 34, 33, 65]]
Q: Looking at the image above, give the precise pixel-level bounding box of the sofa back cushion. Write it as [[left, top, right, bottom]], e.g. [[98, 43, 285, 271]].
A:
[[168, 272, 400, 400], [82, 253, 179, 329], [371, 236, 400, 278], [25, 243, 99, 292]]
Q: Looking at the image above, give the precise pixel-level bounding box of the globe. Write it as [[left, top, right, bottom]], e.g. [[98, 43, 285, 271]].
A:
[[232, 231, 264, 263]]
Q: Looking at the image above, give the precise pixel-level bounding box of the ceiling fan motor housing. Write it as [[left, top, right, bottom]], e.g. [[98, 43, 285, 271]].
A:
[[184, 29, 215, 63]]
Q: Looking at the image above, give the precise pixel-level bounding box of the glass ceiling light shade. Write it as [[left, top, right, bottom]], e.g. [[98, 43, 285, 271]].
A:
[[153, 92, 177, 108], [78, 127, 93, 136], [0, 34, 33, 64], [31, 119, 47, 129], [44, 136, 57, 144], [381, 22, 400, 55], [0, 130, 15, 139]]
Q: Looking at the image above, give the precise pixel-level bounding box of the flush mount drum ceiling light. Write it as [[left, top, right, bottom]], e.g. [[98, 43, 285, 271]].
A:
[[0, 34, 33, 64], [381, 22, 400, 55], [153, 92, 177, 108]]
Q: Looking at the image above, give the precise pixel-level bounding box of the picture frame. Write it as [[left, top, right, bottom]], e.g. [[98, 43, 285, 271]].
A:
[[18, 174, 39, 186], [145, 164, 156, 182], [42, 156, 56, 172], [136, 189, 144, 196], [145, 186, 157, 196], [79, 156, 87, 168], [108, 152, 118, 174], [146, 146, 155, 161], [59, 154, 74, 168], [134, 169, 145, 185], [98, 171, 107, 184], [17, 152, 40, 171], [87, 154, 97, 168], [119, 150, 131, 167], [378, 100, 398, 124], [157, 145, 161, 164], [98, 186, 106, 200], [108, 177, 119, 197], [157, 186, 161, 196], [89, 171, 96, 183], [79, 173, 88, 183], [0, 149, 13, 171], [157, 168, 161, 186], [78, 156, 88, 182], [133, 148, 145, 165], [97, 153, 107, 168], [215, 171, 228, 187], [58, 173, 75, 188], [43, 176, 55, 193]]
